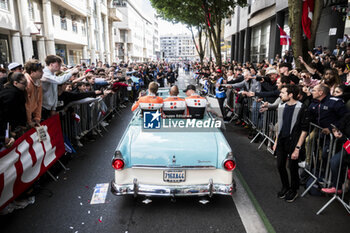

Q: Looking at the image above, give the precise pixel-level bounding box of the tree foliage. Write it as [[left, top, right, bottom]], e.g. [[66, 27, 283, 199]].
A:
[[289, 0, 346, 68], [150, 0, 247, 66]]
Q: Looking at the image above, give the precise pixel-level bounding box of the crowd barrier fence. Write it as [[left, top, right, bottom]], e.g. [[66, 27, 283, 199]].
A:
[[59, 92, 122, 145], [217, 87, 350, 214]]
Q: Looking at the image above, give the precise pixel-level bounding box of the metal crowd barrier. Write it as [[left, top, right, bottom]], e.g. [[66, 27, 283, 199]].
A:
[[198, 83, 350, 214], [301, 123, 334, 197], [225, 91, 278, 154], [317, 145, 350, 214], [59, 92, 121, 145]]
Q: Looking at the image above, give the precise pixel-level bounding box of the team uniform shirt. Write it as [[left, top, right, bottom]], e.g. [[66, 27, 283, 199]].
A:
[[131, 94, 164, 112], [163, 96, 186, 117], [185, 94, 207, 119]]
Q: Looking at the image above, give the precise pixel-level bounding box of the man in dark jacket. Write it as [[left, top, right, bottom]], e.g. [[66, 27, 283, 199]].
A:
[[273, 84, 310, 203], [308, 84, 348, 175], [248, 67, 279, 103]]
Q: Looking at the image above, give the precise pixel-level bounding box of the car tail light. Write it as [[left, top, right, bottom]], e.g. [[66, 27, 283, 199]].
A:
[[224, 160, 236, 171], [112, 159, 124, 170]]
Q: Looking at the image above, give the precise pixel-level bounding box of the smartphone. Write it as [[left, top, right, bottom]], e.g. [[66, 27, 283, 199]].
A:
[[330, 124, 338, 131]]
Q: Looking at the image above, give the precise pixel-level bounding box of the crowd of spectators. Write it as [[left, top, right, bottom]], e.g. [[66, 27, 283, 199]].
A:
[[194, 45, 350, 201], [1, 42, 350, 203], [0, 55, 181, 150]]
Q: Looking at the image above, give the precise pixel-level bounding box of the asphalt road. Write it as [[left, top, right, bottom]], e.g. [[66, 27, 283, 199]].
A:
[[0, 99, 247, 233], [1, 70, 350, 233]]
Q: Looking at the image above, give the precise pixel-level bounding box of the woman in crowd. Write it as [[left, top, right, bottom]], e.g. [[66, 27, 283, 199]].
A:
[[0, 72, 28, 139]]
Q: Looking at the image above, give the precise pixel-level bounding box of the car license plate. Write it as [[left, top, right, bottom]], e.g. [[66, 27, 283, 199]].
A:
[[163, 170, 186, 182]]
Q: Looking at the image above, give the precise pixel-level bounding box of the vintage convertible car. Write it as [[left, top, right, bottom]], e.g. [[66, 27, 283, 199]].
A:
[[110, 88, 236, 198]]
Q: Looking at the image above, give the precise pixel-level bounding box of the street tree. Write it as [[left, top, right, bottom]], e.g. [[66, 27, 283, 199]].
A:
[[150, 0, 247, 67], [150, 0, 207, 64], [288, 0, 347, 68]]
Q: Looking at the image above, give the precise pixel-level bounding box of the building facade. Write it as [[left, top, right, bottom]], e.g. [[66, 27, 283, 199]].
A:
[[113, 0, 160, 62], [0, 0, 122, 67], [224, 0, 348, 63], [160, 34, 197, 61]]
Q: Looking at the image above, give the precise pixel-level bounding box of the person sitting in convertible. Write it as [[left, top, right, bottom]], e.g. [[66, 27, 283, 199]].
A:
[[131, 81, 163, 112], [163, 85, 186, 118], [184, 84, 207, 119]]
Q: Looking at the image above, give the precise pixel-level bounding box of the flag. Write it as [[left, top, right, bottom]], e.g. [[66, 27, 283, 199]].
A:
[[73, 113, 80, 123], [64, 135, 76, 154], [277, 24, 291, 46], [0, 115, 65, 211], [302, 0, 314, 39]]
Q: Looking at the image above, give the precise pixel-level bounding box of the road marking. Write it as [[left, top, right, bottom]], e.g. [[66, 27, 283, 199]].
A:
[[232, 171, 275, 233]]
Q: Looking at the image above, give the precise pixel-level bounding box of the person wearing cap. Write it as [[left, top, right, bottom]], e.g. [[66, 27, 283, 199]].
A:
[[8, 62, 23, 73], [248, 67, 279, 103], [41, 55, 80, 119], [131, 81, 163, 112], [215, 69, 226, 115], [24, 59, 43, 128], [184, 84, 207, 119]]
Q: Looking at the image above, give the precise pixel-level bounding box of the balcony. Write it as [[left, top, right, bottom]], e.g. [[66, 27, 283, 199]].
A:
[[52, 0, 87, 17], [109, 8, 122, 21]]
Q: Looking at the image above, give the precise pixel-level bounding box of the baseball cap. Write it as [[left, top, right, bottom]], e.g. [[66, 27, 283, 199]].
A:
[[8, 62, 22, 71], [85, 69, 94, 74], [266, 67, 278, 75], [216, 69, 222, 73], [184, 84, 196, 92]]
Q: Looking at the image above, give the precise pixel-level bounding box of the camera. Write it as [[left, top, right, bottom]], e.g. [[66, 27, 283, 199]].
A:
[[256, 76, 264, 81]]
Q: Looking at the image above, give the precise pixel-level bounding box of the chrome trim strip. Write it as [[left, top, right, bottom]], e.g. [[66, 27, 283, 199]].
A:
[[110, 179, 235, 197], [131, 165, 217, 170]]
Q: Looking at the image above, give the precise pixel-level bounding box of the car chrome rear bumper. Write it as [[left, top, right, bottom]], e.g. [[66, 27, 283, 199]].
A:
[[110, 178, 235, 197]]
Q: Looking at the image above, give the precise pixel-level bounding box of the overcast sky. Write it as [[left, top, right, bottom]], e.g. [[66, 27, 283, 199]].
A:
[[141, 0, 190, 36]]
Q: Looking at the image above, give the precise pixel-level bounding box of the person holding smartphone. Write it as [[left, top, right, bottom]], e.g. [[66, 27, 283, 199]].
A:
[[321, 113, 350, 194]]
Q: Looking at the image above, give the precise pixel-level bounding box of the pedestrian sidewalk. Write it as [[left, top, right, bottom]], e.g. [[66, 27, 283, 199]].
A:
[[225, 124, 350, 233]]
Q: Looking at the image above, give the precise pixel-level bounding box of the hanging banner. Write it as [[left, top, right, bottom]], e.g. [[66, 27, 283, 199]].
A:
[[0, 115, 65, 210]]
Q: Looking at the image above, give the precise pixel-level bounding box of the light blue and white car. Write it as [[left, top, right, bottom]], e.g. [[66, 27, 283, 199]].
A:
[[110, 88, 236, 198]]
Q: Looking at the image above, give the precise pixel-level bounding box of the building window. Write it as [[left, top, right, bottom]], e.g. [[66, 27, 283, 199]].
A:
[[0, 0, 8, 10], [28, 0, 34, 20], [68, 50, 82, 66], [250, 21, 270, 63], [0, 34, 10, 66], [82, 19, 86, 35], [72, 15, 78, 33], [95, 31, 99, 50], [59, 10, 67, 30]]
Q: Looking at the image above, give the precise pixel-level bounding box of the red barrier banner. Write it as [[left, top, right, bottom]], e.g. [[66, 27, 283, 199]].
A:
[[0, 115, 65, 210]]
